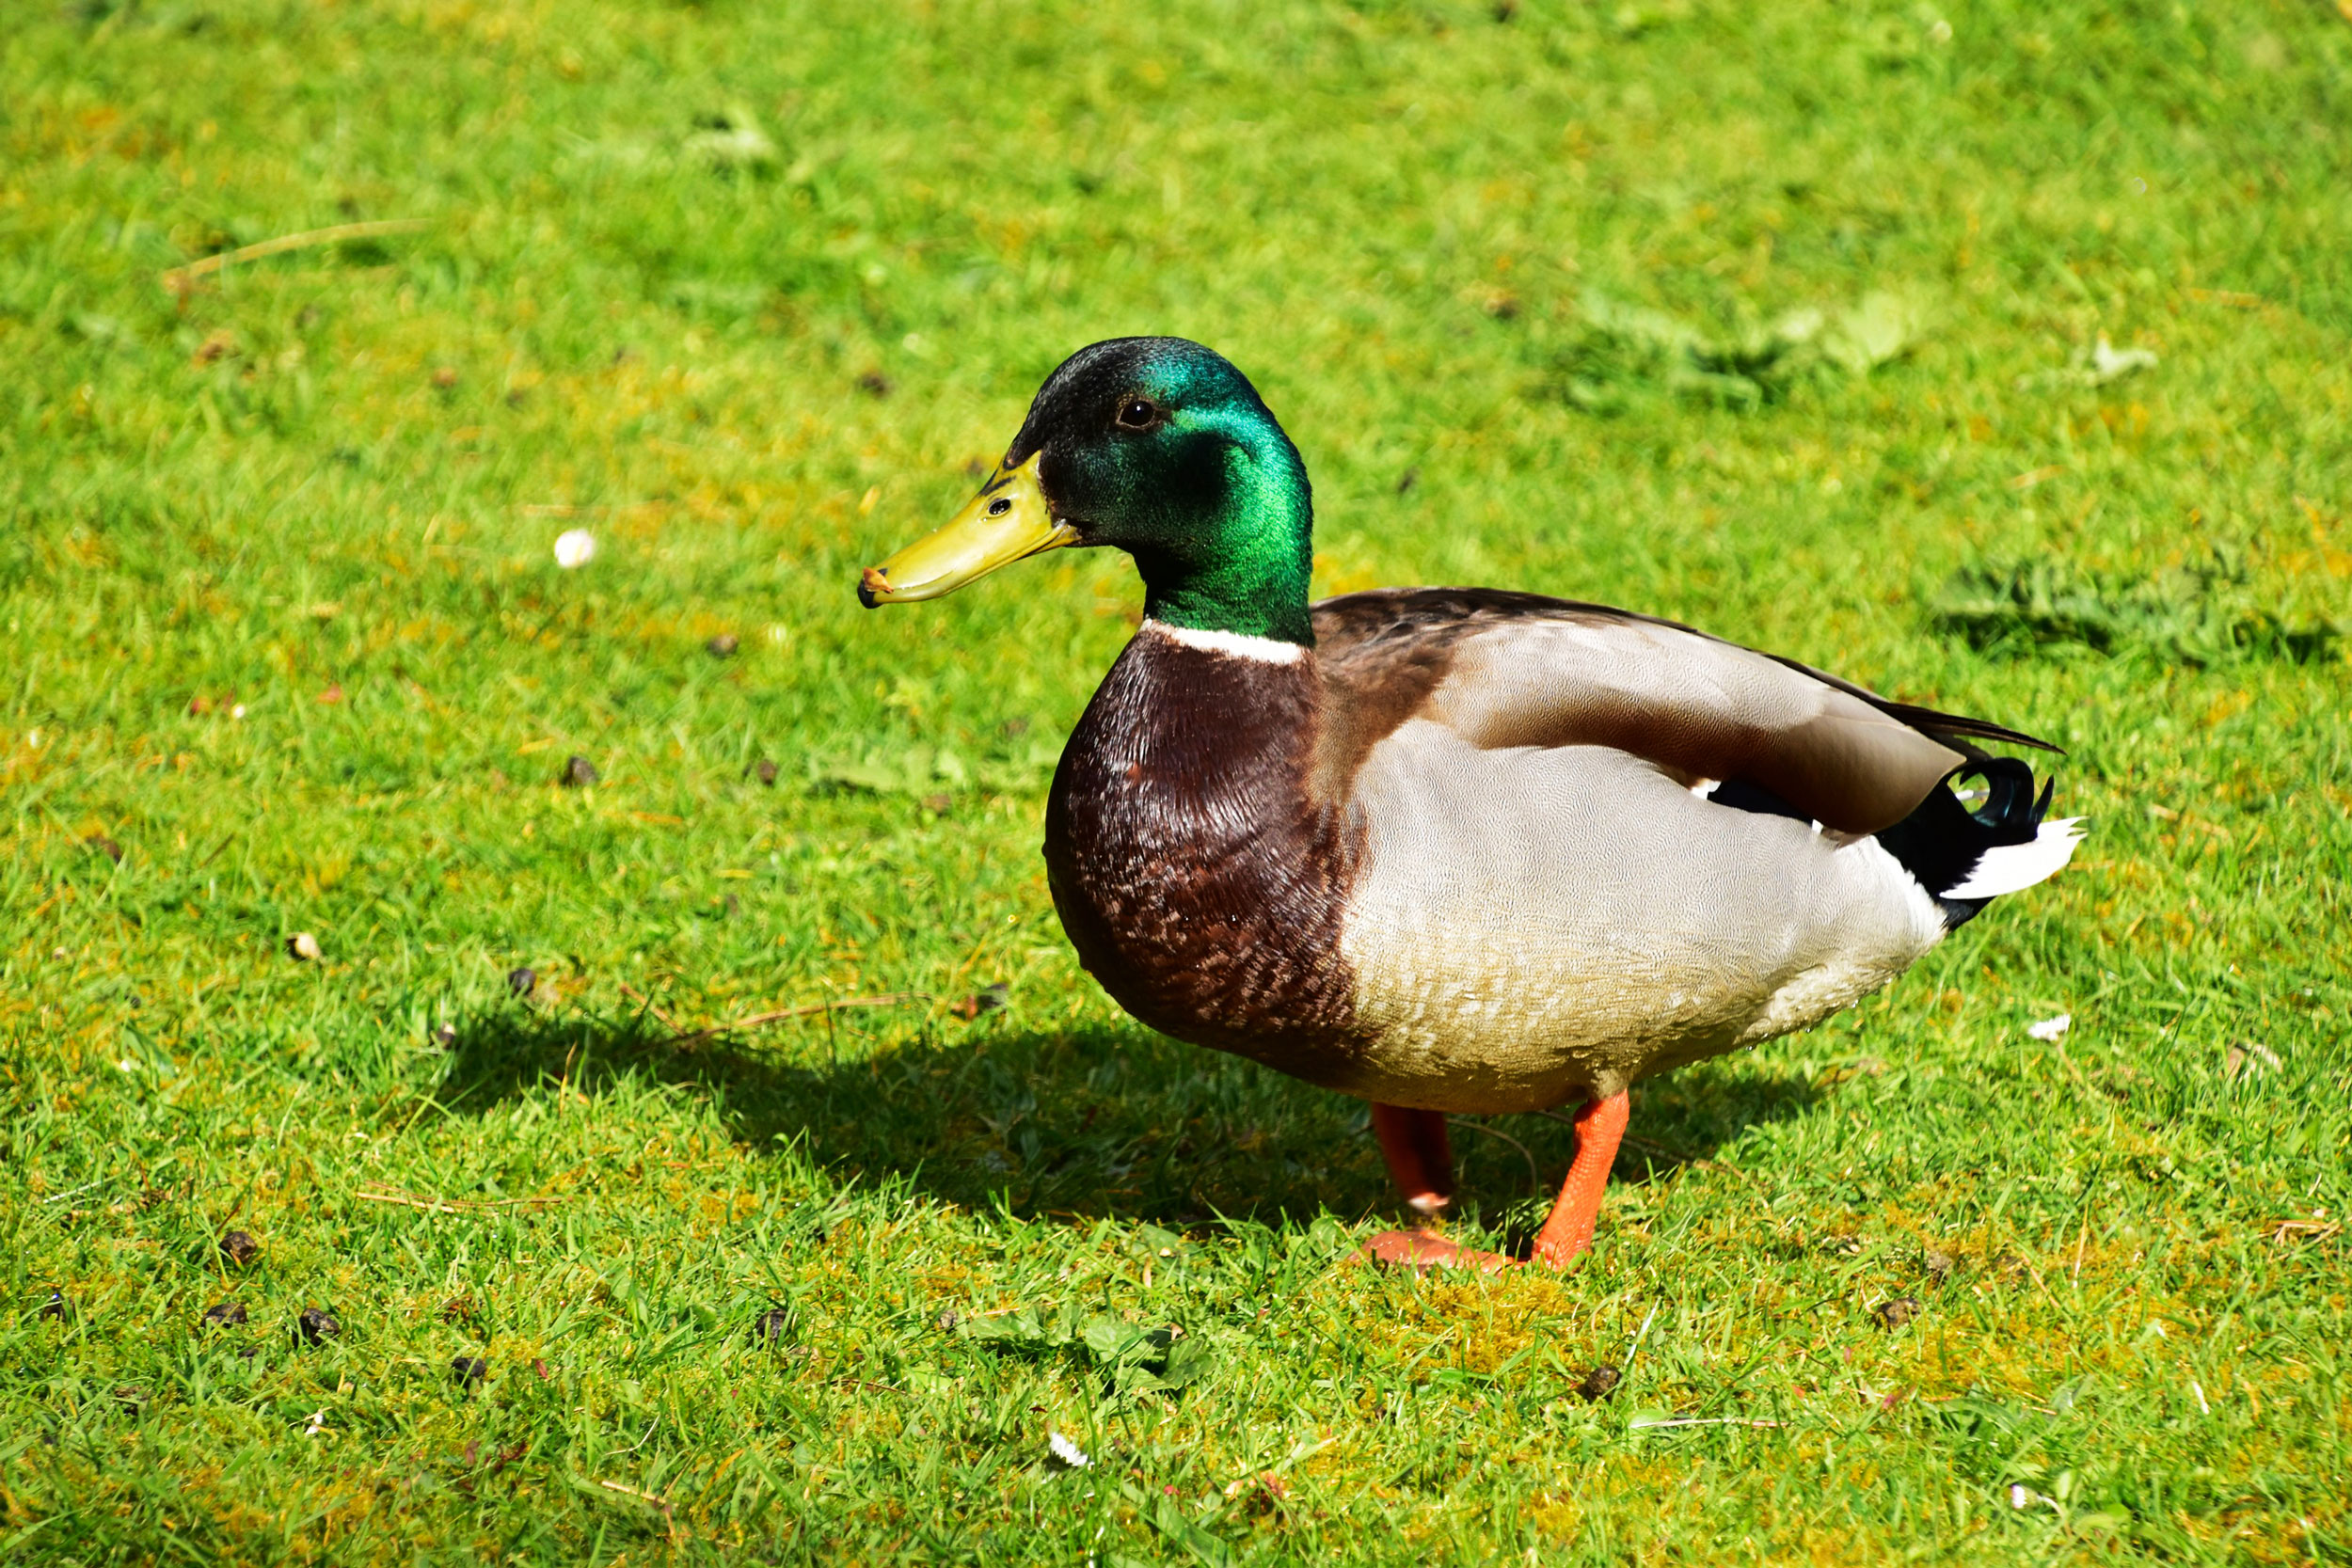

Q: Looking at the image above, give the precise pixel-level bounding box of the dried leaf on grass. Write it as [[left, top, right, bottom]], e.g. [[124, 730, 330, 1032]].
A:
[[2018, 334, 2160, 389], [685, 105, 778, 171], [1931, 555, 2340, 666], [961, 1307, 1213, 1397], [1559, 286, 1932, 413], [812, 742, 1057, 798]]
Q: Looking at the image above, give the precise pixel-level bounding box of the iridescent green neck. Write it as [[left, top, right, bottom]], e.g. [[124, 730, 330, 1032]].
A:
[[1134, 414, 1315, 646]]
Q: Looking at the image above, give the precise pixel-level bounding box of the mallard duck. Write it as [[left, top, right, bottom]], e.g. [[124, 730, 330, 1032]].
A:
[[859, 338, 2082, 1272]]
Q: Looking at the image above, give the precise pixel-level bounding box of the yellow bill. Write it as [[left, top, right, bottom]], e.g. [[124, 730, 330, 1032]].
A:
[[858, 452, 1075, 607]]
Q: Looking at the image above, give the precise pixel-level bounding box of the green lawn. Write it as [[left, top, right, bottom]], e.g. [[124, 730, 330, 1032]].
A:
[[5, 0, 2350, 1560]]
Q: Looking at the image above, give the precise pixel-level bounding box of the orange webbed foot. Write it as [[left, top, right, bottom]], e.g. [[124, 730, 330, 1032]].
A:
[[1355, 1228, 1517, 1274]]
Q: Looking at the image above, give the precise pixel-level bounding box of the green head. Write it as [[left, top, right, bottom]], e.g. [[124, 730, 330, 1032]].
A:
[[858, 338, 1316, 645]]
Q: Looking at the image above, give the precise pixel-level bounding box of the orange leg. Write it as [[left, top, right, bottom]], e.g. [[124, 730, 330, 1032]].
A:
[[1359, 1104, 1512, 1272], [1530, 1090, 1630, 1268], [1371, 1103, 1454, 1217], [1358, 1092, 1632, 1274]]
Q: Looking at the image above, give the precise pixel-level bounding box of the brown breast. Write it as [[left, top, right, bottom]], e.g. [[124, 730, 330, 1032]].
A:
[[1041, 629, 1374, 1090]]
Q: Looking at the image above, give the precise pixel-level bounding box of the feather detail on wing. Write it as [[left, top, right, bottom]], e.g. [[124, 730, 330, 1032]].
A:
[[1312, 588, 2055, 836]]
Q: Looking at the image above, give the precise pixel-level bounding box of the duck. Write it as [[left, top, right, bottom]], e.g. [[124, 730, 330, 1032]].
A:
[[857, 337, 2083, 1273]]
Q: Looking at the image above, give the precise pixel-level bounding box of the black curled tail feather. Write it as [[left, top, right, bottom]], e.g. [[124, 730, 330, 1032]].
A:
[[1872, 758, 2054, 929]]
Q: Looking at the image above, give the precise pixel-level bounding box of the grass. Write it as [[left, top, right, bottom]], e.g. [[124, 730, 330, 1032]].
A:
[[4, 0, 2350, 1560]]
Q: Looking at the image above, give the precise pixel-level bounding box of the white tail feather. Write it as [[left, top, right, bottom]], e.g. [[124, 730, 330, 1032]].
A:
[[1946, 817, 2087, 901]]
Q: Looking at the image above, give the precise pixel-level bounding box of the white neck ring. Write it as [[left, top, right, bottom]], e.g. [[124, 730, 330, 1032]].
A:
[[1143, 619, 1308, 665]]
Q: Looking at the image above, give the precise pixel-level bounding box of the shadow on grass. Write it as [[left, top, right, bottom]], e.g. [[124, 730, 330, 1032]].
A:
[[435, 1005, 1820, 1229]]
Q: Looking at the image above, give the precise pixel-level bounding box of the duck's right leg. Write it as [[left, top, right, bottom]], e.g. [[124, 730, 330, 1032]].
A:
[[1371, 1103, 1454, 1217], [1359, 1103, 1513, 1274]]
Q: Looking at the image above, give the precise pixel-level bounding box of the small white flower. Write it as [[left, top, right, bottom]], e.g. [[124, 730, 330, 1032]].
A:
[[304, 1408, 328, 1436], [2009, 1483, 2030, 1510], [2026, 1013, 2072, 1041], [117, 1058, 140, 1073], [553, 529, 597, 569], [1048, 1432, 1090, 1469], [230, 705, 247, 721]]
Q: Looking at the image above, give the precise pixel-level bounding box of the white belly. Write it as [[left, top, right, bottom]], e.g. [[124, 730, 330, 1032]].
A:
[[1337, 722, 1947, 1113]]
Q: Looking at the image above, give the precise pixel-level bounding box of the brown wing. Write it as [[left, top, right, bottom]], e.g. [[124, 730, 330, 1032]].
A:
[[1311, 587, 2056, 836]]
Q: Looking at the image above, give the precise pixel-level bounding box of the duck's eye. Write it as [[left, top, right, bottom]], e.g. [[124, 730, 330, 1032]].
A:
[[1116, 399, 1156, 429], [986, 498, 1012, 516]]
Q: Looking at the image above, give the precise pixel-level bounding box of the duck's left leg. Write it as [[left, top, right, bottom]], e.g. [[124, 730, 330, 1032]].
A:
[[1529, 1090, 1630, 1268]]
